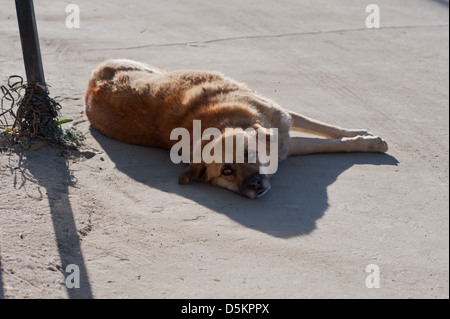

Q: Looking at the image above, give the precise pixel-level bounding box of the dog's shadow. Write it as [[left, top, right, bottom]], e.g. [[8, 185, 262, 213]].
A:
[[91, 127, 399, 238]]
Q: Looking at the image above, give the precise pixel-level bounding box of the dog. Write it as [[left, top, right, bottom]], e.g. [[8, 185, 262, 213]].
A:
[[85, 59, 388, 199]]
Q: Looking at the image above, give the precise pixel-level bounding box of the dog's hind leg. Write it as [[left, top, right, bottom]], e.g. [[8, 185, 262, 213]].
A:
[[289, 111, 373, 138], [287, 135, 388, 156]]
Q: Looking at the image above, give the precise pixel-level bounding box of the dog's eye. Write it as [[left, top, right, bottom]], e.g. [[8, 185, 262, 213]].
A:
[[222, 166, 234, 176]]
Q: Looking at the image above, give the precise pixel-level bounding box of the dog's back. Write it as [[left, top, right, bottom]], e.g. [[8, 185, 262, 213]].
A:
[[85, 59, 292, 158], [85, 59, 252, 148]]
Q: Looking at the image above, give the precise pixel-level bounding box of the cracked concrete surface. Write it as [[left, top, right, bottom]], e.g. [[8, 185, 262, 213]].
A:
[[0, 0, 448, 298], [85, 24, 449, 51]]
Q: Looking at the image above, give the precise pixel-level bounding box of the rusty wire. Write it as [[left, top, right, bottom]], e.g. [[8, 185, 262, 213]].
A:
[[1, 75, 63, 143], [1, 75, 85, 149]]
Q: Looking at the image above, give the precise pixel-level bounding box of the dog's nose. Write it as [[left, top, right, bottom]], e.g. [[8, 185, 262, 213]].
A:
[[247, 175, 262, 190], [244, 174, 271, 199]]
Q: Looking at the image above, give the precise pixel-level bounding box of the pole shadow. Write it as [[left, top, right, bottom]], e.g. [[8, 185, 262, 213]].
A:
[[91, 127, 399, 238], [13, 149, 93, 299], [0, 249, 4, 299]]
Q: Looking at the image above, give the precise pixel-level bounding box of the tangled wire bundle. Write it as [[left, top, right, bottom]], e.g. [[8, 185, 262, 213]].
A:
[[1, 75, 82, 147]]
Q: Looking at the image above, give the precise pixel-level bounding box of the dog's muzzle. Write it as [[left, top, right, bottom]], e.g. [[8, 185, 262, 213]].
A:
[[244, 174, 271, 199]]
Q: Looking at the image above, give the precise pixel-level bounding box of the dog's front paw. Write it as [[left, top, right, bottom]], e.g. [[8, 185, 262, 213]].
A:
[[179, 175, 190, 184]]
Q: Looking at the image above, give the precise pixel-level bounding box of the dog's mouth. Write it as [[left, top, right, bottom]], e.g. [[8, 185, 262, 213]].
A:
[[243, 182, 271, 199], [256, 187, 270, 198]]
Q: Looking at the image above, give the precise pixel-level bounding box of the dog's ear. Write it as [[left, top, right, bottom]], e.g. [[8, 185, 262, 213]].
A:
[[178, 163, 207, 184]]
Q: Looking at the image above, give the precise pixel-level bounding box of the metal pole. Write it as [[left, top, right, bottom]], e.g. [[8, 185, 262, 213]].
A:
[[15, 0, 46, 87]]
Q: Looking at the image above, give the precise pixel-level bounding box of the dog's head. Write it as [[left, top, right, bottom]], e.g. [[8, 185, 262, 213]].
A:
[[178, 126, 276, 199]]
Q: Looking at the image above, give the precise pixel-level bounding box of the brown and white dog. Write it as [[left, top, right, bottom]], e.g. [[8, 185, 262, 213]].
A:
[[85, 59, 388, 199]]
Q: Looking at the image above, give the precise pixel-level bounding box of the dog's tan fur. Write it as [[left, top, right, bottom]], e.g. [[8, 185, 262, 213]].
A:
[[85, 59, 388, 198]]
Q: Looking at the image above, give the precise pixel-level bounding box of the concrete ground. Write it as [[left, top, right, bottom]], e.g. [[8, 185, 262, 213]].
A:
[[0, 0, 448, 299]]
